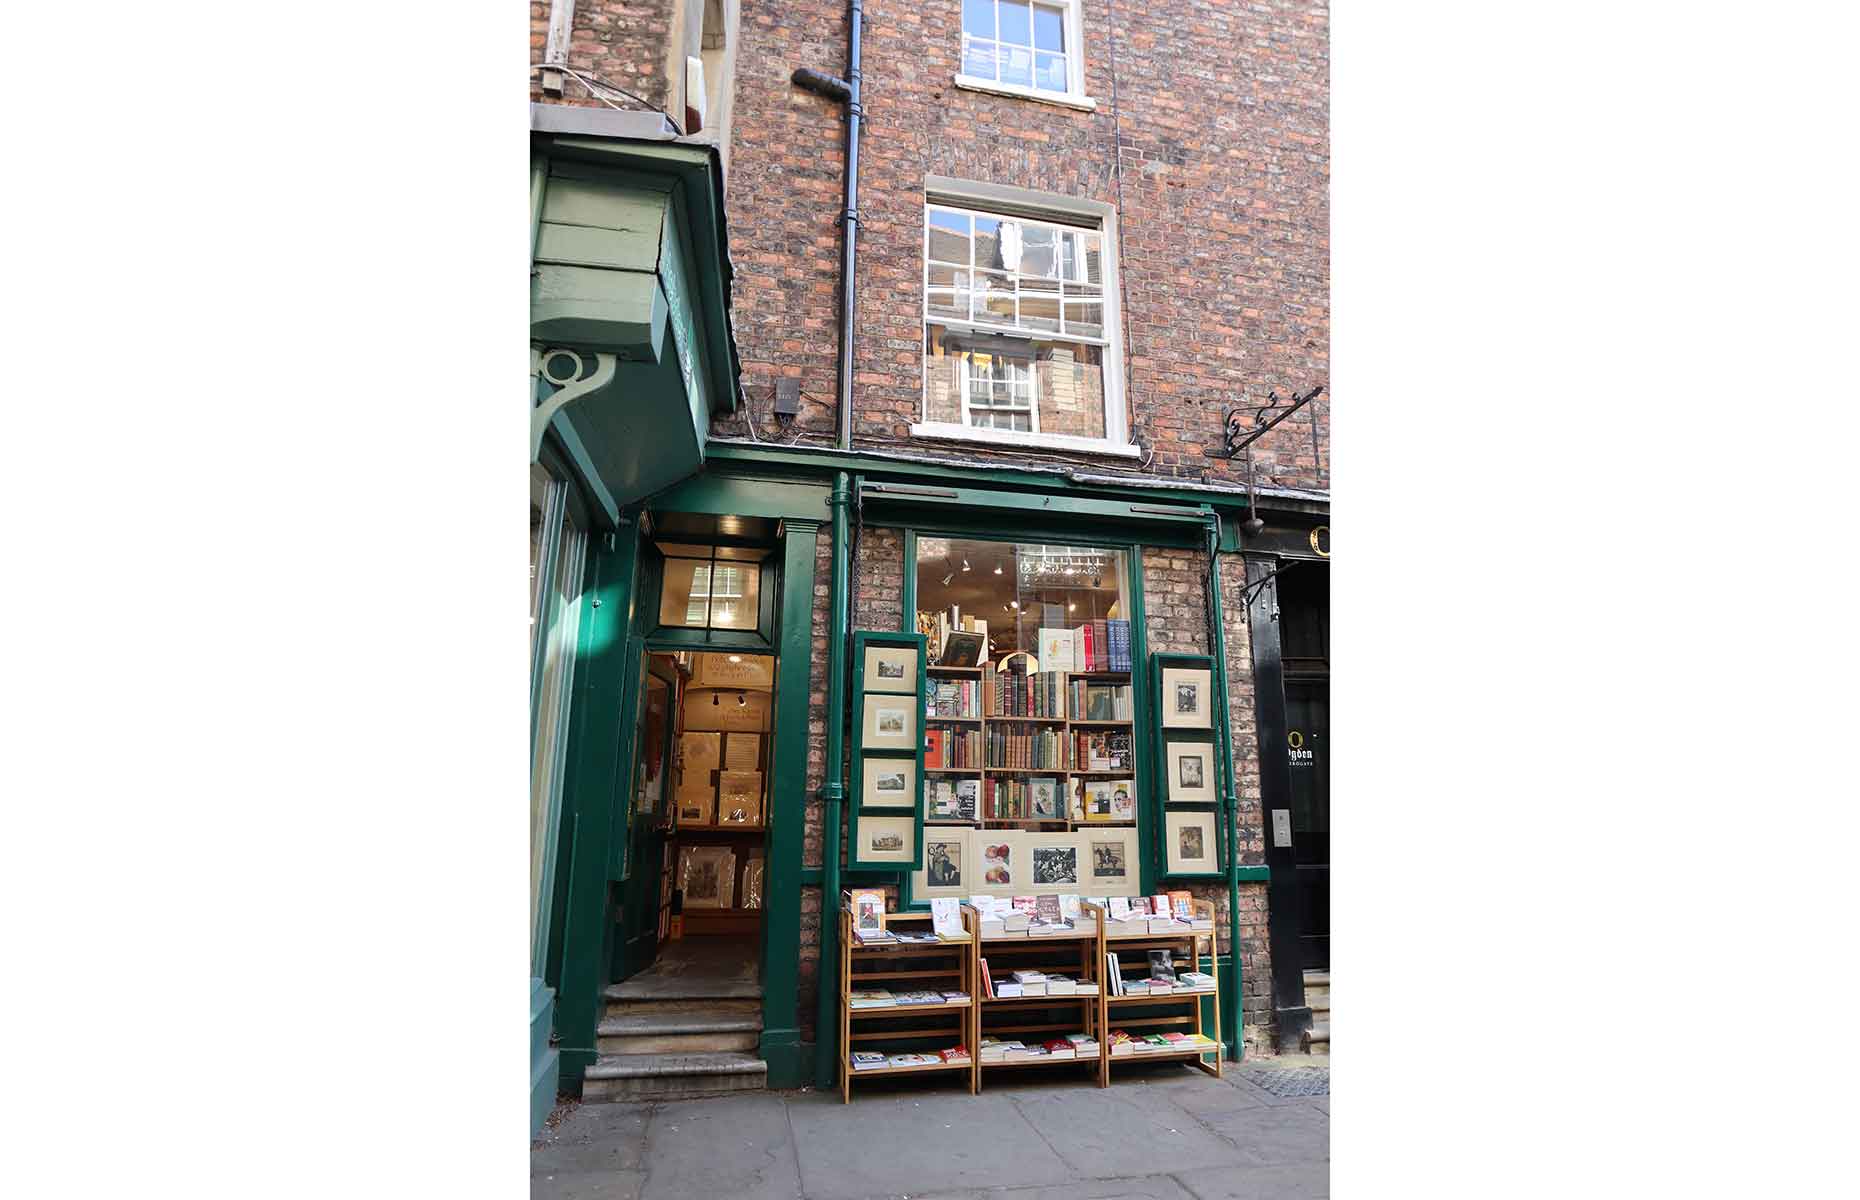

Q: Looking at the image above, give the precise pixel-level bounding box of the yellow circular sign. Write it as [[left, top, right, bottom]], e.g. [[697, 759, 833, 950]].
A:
[[1309, 526, 1330, 558], [1287, 730, 1304, 750]]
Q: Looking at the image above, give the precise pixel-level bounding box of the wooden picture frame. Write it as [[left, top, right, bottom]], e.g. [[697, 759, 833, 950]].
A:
[[862, 644, 919, 694], [1166, 740, 1217, 805], [861, 693, 918, 750], [1160, 666, 1213, 729], [860, 757, 916, 809], [1164, 809, 1221, 877], [855, 815, 916, 866]]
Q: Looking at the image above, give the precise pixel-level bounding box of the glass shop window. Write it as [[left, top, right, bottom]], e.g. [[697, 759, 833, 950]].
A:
[[913, 536, 1128, 664], [657, 543, 767, 631]]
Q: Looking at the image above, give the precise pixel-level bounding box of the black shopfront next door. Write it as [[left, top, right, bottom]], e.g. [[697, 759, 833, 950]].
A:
[[1284, 678, 1329, 971]]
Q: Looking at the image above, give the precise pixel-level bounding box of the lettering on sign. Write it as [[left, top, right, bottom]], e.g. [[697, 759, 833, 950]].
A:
[[1308, 526, 1330, 558], [1287, 729, 1315, 767]]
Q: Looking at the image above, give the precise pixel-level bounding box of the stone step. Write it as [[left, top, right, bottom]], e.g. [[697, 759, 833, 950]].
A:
[[1308, 991, 1330, 1014], [581, 1052, 768, 1102], [1302, 970, 1329, 989], [597, 1011, 763, 1056], [1302, 1022, 1329, 1056], [604, 979, 763, 1004], [605, 995, 763, 1021]]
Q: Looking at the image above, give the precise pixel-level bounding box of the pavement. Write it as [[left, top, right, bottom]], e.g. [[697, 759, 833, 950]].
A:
[[532, 1056, 1329, 1200]]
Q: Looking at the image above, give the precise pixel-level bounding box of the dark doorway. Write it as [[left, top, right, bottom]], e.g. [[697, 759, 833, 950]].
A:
[[1278, 563, 1329, 972]]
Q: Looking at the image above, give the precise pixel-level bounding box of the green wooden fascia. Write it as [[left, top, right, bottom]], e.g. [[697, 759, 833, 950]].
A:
[[846, 631, 929, 872], [761, 517, 823, 1089], [648, 471, 832, 523], [539, 136, 741, 414], [706, 443, 1327, 521]]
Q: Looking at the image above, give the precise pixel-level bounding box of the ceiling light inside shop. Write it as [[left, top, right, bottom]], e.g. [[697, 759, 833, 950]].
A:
[[727, 654, 743, 663]]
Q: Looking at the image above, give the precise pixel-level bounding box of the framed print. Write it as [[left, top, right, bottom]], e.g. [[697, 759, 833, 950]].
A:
[[679, 845, 737, 908], [675, 786, 714, 826], [723, 732, 761, 771], [1166, 741, 1217, 805], [717, 771, 763, 826], [855, 815, 916, 866], [1161, 667, 1213, 729], [1029, 840, 1081, 888], [1086, 829, 1137, 887], [862, 644, 919, 694], [1165, 809, 1221, 876], [861, 694, 917, 750], [861, 757, 916, 808], [680, 731, 721, 781], [911, 828, 970, 899], [979, 835, 1015, 891]]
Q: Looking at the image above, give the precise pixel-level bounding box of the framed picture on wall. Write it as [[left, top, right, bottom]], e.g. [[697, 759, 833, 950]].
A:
[[861, 694, 918, 750], [980, 836, 1015, 891], [862, 644, 919, 694], [857, 815, 916, 866], [860, 757, 916, 808], [1161, 667, 1213, 729], [1166, 741, 1217, 805], [912, 829, 969, 898], [1164, 809, 1221, 876], [1086, 828, 1137, 887], [679, 845, 737, 908]]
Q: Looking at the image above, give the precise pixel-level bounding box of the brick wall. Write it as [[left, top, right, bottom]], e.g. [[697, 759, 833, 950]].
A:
[[530, 0, 681, 117], [718, 0, 1330, 493]]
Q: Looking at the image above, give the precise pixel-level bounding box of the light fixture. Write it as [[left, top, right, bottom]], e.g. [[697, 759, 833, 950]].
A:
[[738, 692, 747, 707], [961, 559, 971, 572], [1010, 600, 1020, 609], [727, 654, 743, 663], [942, 572, 954, 586], [993, 563, 1003, 575], [1069, 602, 1077, 612], [712, 693, 720, 706]]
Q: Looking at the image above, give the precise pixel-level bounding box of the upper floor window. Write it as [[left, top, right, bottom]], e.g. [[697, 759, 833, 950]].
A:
[[917, 193, 1131, 455], [958, 0, 1091, 106]]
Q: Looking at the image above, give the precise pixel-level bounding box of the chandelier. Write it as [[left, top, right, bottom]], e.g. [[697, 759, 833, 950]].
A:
[[1015, 545, 1109, 587]]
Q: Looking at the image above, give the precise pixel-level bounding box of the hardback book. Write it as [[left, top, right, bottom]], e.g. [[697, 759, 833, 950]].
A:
[[979, 918, 1008, 938], [978, 958, 994, 998], [894, 990, 945, 1005], [997, 979, 1023, 997], [930, 897, 963, 939], [1124, 977, 1153, 995], [1001, 912, 1031, 933], [1033, 894, 1062, 924], [1169, 890, 1194, 920], [852, 1051, 888, 1071], [1180, 972, 1217, 991], [1037, 628, 1073, 674], [1105, 952, 1123, 995], [1010, 968, 1047, 983], [941, 629, 984, 667], [1058, 894, 1082, 922], [1045, 975, 1077, 995], [954, 778, 979, 820], [848, 990, 896, 1008], [940, 990, 971, 1004], [939, 1045, 971, 1063], [1108, 896, 1132, 921], [888, 1052, 938, 1067], [846, 889, 886, 935], [1040, 1038, 1077, 1060]]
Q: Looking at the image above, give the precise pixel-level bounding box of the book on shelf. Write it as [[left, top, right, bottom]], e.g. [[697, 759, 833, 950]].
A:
[[1033, 895, 1061, 924], [888, 1053, 940, 1067], [1108, 1029, 1138, 1056], [1009, 969, 1046, 983], [941, 629, 984, 667], [939, 990, 972, 1004], [848, 990, 896, 1008], [894, 990, 946, 1005], [1045, 975, 1078, 995], [851, 1051, 888, 1071], [996, 979, 1024, 998], [977, 958, 994, 999], [938, 1045, 971, 1064], [930, 897, 964, 939], [1141, 1034, 1172, 1051], [1040, 1038, 1077, 1060], [1105, 952, 1123, 996], [1058, 893, 1082, 922], [1008, 1043, 1045, 1060], [1179, 972, 1217, 991], [1148, 948, 1177, 983]]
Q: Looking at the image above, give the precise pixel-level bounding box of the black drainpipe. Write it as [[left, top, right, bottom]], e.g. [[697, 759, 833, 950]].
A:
[[791, 0, 865, 451]]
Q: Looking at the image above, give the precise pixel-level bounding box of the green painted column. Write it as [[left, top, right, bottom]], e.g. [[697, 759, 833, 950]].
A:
[[762, 517, 822, 1088], [1205, 516, 1245, 1061], [552, 518, 641, 1089], [813, 473, 851, 1088]]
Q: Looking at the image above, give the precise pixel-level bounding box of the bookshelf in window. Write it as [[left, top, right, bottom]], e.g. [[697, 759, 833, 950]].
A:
[[839, 904, 979, 1102]]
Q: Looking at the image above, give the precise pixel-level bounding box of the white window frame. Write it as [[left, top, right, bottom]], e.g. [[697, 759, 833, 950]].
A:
[[953, 0, 1096, 110], [916, 176, 1136, 458]]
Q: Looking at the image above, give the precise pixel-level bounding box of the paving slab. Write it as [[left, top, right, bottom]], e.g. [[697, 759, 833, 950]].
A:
[[531, 1105, 650, 1174], [1174, 1161, 1330, 1200], [1008, 1083, 1247, 1177], [638, 1093, 802, 1200], [786, 1089, 1072, 1199], [530, 1168, 647, 1200], [913, 1174, 1201, 1200], [1184, 1103, 1330, 1167]]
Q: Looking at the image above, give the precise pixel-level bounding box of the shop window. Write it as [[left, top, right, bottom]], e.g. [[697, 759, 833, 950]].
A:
[[914, 537, 1127, 663], [656, 542, 768, 631], [920, 196, 1127, 454]]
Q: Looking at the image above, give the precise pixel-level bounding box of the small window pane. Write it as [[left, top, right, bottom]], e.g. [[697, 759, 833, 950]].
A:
[[928, 208, 973, 266], [973, 216, 1004, 271], [1077, 232, 1105, 287], [1019, 287, 1061, 332], [1063, 300, 1104, 338], [927, 288, 967, 323], [925, 326, 963, 422], [659, 558, 712, 627], [1033, 4, 1066, 51], [1034, 51, 1067, 92], [973, 270, 1016, 324], [961, 35, 998, 81], [705, 564, 760, 629], [1016, 224, 1058, 277], [963, 0, 996, 38], [999, 43, 1033, 87], [999, 0, 1032, 46], [1033, 341, 1106, 438]]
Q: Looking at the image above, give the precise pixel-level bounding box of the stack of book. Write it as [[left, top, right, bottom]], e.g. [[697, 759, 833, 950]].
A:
[[926, 678, 980, 718], [978, 1038, 1019, 1063], [851, 1051, 888, 1070], [938, 1045, 971, 1064], [1178, 972, 1216, 992], [887, 1052, 941, 1068], [892, 989, 948, 1005], [1067, 680, 1134, 721], [848, 989, 896, 1009]]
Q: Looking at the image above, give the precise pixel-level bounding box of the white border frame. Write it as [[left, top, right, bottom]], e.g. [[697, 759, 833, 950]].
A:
[[1165, 740, 1217, 804], [858, 814, 917, 865], [862, 644, 919, 694], [860, 757, 917, 809], [918, 177, 1133, 457], [1082, 827, 1137, 888], [1164, 809, 1218, 875], [862, 693, 919, 750], [1161, 667, 1213, 729], [913, 827, 972, 899]]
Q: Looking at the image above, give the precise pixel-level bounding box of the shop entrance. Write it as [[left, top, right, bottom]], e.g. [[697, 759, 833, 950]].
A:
[[1278, 562, 1330, 972]]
